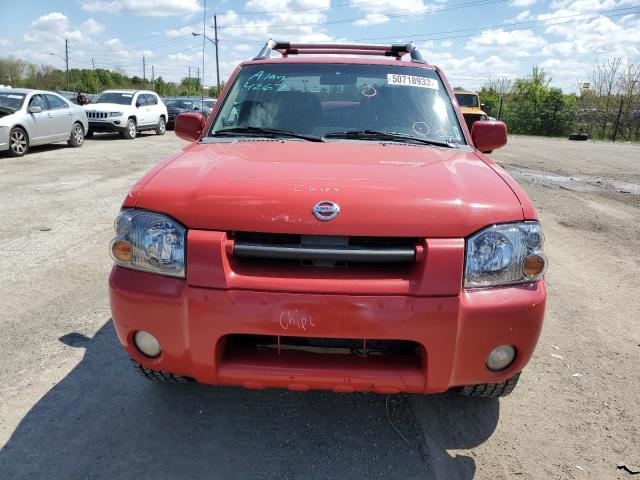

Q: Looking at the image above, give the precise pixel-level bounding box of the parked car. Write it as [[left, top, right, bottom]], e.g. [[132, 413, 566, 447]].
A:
[[109, 41, 546, 398], [164, 97, 216, 129], [84, 89, 167, 139], [455, 90, 489, 132], [0, 88, 88, 157]]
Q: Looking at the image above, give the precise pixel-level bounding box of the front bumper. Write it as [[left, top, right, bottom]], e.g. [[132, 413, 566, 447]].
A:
[[0, 126, 9, 151], [109, 232, 546, 393], [88, 119, 126, 133]]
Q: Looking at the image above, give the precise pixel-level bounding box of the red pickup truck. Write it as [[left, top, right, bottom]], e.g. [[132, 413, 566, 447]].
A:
[[109, 41, 546, 398]]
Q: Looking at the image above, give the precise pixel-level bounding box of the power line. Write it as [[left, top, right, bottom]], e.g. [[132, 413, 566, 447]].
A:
[[114, 0, 508, 44], [218, 0, 510, 30], [349, 5, 640, 42], [232, 0, 498, 15], [222, 5, 640, 45]]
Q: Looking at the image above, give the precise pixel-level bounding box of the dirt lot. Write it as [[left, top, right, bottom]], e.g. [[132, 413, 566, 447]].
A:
[[0, 133, 638, 479]]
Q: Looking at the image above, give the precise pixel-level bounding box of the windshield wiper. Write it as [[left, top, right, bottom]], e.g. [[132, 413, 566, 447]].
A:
[[323, 130, 456, 148], [213, 126, 324, 142]]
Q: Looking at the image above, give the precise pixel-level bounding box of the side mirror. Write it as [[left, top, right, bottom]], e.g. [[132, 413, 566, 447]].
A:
[[175, 112, 205, 142], [471, 120, 507, 153], [480, 103, 486, 108], [136, 102, 141, 108], [28, 106, 42, 114]]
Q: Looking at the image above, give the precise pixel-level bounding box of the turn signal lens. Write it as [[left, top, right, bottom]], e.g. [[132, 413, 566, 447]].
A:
[[523, 253, 546, 279], [111, 239, 133, 263]]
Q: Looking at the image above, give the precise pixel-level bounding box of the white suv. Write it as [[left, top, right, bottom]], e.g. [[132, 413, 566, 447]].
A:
[[84, 90, 167, 139]]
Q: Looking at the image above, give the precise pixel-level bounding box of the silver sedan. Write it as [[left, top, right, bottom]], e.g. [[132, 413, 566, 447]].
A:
[[0, 88, 89, 157]]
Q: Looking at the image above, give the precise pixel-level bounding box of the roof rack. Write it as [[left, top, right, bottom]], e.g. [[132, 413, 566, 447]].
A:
[[253, 40, 425, 63]]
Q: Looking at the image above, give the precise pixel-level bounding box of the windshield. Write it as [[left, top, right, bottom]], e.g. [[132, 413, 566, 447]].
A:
[[209, 63, 464, 144], [0, 92, 26, 111], [93, 92, 134, 105], [455, 93, 479, 108], [166, 99, 195, 109]]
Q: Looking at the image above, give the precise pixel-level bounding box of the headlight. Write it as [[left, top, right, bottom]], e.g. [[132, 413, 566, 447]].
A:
[[110, 209, 186, 277], [108, 111, 123, 117], [464, 221, 546, 288]]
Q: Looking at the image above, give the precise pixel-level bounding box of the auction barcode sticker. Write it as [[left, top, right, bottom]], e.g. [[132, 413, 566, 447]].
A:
[[387, 74, 439, 89]]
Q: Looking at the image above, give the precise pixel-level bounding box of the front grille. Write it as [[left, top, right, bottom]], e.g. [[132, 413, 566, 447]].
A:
[[230, 232, 418, 267], [87, 111, 107, 119], [224, 334, 421, 358]]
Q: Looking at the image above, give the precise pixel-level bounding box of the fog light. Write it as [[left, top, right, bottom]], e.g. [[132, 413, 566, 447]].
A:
[[134, 331, 161, 357], [486, 345, 516, 371]]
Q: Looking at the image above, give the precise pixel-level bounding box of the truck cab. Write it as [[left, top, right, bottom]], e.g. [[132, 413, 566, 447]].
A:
[[109, 41, 546, 398], [455, 90, 489, 133]]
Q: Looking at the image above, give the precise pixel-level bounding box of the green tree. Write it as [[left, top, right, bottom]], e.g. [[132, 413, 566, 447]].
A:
[[501, 67, 577, 136]]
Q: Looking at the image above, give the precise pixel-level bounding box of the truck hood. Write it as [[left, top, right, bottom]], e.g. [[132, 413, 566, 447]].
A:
[[84, 103, 130, 111], [134, 141, 524, 237]]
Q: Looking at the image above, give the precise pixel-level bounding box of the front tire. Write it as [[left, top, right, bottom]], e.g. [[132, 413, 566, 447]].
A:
[[131, 359, 194, 383], [457, 372, 521, 398], [8, 127, 29, 157], [155, 117, 166, 135], [120, 118, 137, 139], [67, 122, 84, 147]]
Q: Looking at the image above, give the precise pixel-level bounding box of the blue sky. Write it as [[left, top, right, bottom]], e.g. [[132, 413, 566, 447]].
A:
[[1, 0, 639, 91]]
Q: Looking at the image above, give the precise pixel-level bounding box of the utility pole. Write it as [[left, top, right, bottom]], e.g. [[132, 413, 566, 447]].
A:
[[202, 0, 206, 101], [152, 65, 155, 92], [91, 57, 98, 93], [65, 39, 69, 91], [612, 97, 624, 142], [142, 56, 146, 86], [213, 14, 220, 91]]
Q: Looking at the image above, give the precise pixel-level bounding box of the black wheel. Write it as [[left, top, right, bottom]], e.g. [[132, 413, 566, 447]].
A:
[[8, 127, 29, 157], [121, 118, 137, 139], [85, 129, 94, 138], [67, 122, 84, 147], [131, 359, 194, 383], [456, 372, 521, 398], [568, 133, 588, 141], [155, 117, 166, 135]]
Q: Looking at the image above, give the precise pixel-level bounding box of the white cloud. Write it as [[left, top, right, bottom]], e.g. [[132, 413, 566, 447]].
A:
[[354, 14, 390, 26], [419, 42, 520, 89], [165, 25, 200, 37], [24, 12, 69, 42], [467, 28, 546, 57], [232, 43, 254, 53], [244, 0, 330, 11], [537, 0, 640, 58], [350, 0, 430, 25], [510, 0, 537, 6], [538, 58, 591, 87], [81, 18, 106, 36], [505, 9, 531, 23], [216, 7, 333, 43], [82, 0, 202, 17]]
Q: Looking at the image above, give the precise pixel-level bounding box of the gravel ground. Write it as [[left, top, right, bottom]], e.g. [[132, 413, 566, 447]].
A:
[[0, 132, 638, 479]]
